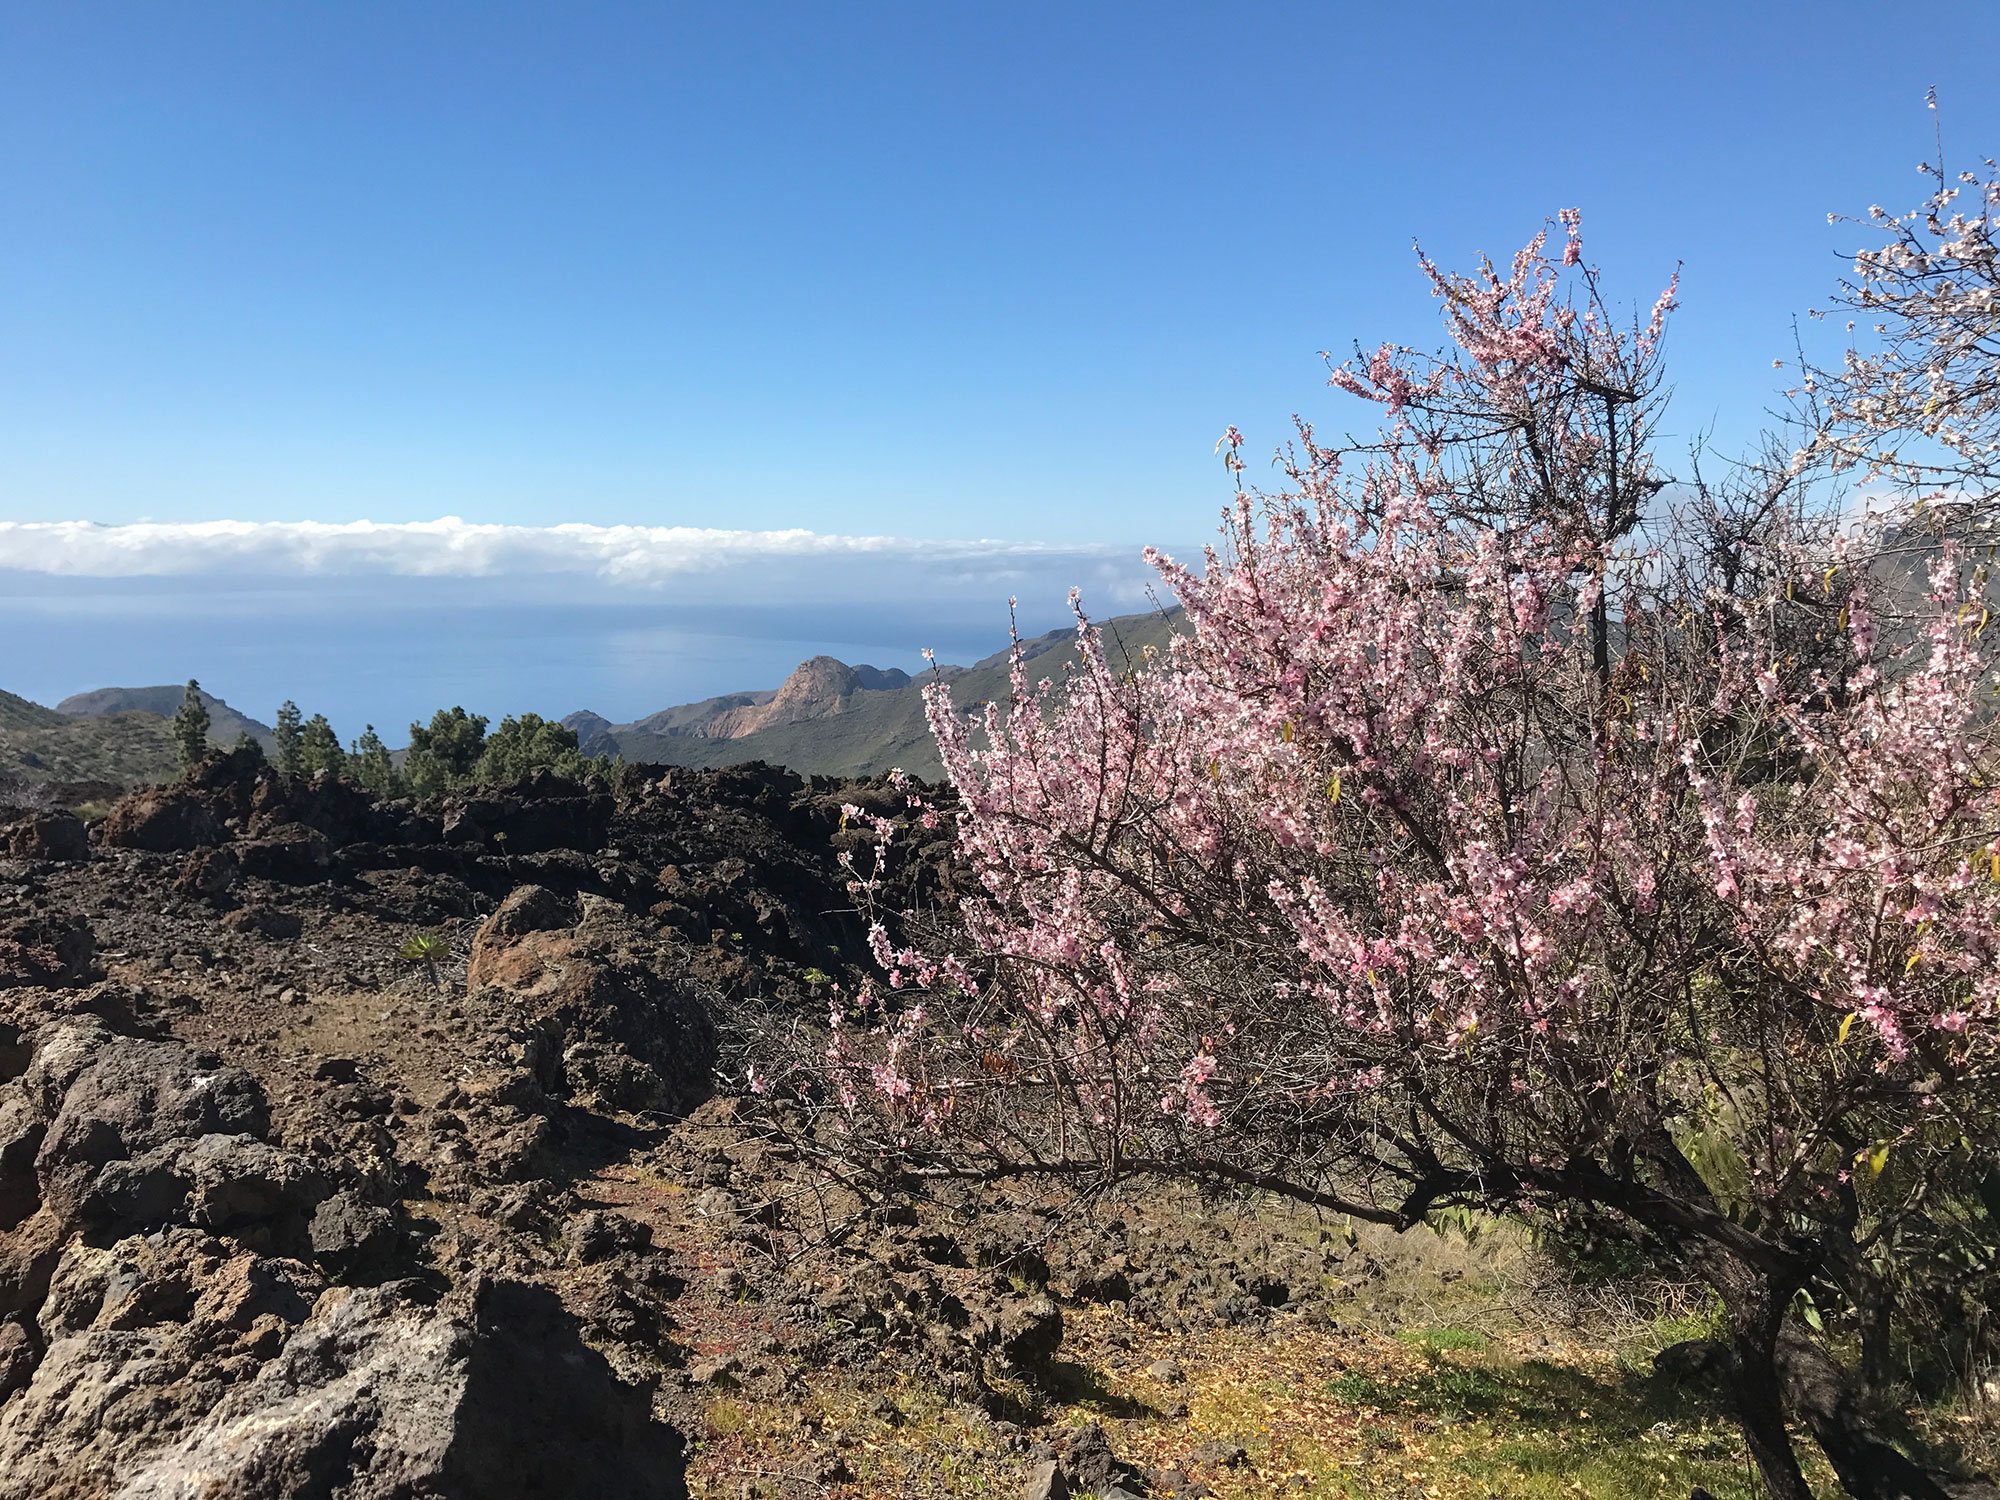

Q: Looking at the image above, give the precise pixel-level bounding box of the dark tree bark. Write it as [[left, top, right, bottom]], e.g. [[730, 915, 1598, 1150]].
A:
[[1657, 1327, 2000, 1500], [1726, 1305, 1818, 1500], [1775, 1329, 2000, 1500]]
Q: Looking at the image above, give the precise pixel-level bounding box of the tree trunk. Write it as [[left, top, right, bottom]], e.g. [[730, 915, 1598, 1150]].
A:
[[1658, 1327, 2000, 1500], [1857, 1278, 1895, 1394], [1775, 1329, 2000, 1500], [1731, 1326, 1819, 1500], [1824, 1238, 1897, 1394], [1697, 1257, 1818, 1500]]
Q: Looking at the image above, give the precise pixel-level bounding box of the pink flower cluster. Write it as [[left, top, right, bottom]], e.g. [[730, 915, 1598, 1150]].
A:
[[819, 218, 2000, 1226]]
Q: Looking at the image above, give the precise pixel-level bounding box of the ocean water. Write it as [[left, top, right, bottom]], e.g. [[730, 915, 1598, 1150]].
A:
[[0, 575, 1092, 742]]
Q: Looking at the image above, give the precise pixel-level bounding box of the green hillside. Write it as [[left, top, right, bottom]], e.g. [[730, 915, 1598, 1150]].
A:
[[613, 608, 1183, 780], [56, 685, 276, 750], [0, 689, 68, 732], [0, 684, 263, 791], [0, 711, 179, 788]]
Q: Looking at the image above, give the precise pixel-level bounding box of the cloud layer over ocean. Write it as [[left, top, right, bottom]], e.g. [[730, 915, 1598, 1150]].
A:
[[0, 518, 1175, 731], [0, 518, 1157, 606]]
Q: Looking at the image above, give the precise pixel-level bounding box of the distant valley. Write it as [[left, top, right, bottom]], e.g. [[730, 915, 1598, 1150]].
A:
[[0, 608, 1180, 796], [558, 608, 1177, 781]]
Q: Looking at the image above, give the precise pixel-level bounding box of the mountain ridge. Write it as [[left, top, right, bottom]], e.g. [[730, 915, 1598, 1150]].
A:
[[562, 607, 1181, 781], [2, 684, 275, 789], [56, 684, 277, 749], [1, 608, 1183, 791]]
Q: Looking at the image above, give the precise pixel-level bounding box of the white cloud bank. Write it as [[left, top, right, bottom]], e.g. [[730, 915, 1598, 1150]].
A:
[[0, 517, 1125, 582], [0, 519, 1185, 725], [0, 517, 1168, 610]]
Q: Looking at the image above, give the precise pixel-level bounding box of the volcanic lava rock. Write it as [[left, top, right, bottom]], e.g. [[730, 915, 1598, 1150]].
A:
[[990, 1294, 1063, 1369], [95, 748, 425, 863], [96, 787, 225, 853], [0, 1315, 35, 1402], [87, 1133, 325, 1241], [0, 1016, 314, 1336], [565, 1208, 652, 1266], [0, 811, 87, 863], [467, 887, 713, 1115], [174, 846, 238, 902], [233, 823, 334, 883], [1060, 1421, 1120, 1493], [442, 773, 614, 855], [307, 1189, 400, 1283], [99, 1278, 687, 1500], [31, 1027, 269, 1222], [0, 913, 95, 990]]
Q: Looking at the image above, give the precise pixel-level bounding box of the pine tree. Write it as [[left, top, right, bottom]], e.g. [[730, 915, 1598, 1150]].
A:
[[473, 712, 606, 783], [273, 701, 303, 777], [299, 713, 346, 777], [405, 707, 488, 796], [351, 725, 400, 796], [171, 679, 210, 774]]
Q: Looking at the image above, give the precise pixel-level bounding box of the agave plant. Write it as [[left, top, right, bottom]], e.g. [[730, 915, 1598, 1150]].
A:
[[398, 931, 452, 990]]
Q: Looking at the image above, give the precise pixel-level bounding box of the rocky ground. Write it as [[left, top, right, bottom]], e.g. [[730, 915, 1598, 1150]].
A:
[[0, 754, 1844, 1499]]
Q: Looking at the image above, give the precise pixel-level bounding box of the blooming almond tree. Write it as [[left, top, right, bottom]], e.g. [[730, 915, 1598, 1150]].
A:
[[807, 221, 2000, 1499], [1805, 97, 2000, 523]]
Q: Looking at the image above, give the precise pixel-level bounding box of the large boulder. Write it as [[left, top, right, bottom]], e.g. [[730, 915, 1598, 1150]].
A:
[[0, 811, 87, 863], [95, 788, 224, 853], [86, 1279, 687, 1500], [469, 884, 575, 955], [1, 1020, 280, 1253], [466, 888, 713, 1114], [441, 774, 613, 855], [0, 1227, 328, 1499], [34, 1032, 268, 1223], [86, 1133, 325, 1243]]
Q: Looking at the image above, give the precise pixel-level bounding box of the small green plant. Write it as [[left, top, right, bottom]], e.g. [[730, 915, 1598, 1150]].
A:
[[1323, 1369, 1396, 1405], [1396, 1325, 1492, 1354], [399, 931, 451, 988], [801, 967, 832, 986]]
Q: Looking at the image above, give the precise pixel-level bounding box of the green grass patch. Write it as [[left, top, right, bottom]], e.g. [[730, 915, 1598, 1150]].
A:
[[1395, 1324, 1492, 1353], [1304, 1348, 1826, 1500]]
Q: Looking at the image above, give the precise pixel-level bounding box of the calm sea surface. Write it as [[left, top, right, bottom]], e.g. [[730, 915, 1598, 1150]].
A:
[[0, 578, 1082, 741]]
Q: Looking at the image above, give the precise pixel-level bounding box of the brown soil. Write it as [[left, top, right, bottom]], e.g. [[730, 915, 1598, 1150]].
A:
[[0, 755, 1639, 1500]]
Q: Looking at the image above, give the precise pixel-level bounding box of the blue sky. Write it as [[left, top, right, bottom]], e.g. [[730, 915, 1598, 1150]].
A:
[[3, 2, 1996, 546], [1, 4, 1997, 728]]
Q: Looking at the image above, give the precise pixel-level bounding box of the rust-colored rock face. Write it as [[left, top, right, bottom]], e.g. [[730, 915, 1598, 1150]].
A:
[[0, 813, 87, 863], [467, 885, 713, 1114], [96, 789, 225, 854], [679, 655, 910, 740]]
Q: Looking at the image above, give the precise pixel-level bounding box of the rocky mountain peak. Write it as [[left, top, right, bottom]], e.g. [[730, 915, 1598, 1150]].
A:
[[770, 655, 861, 709]]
